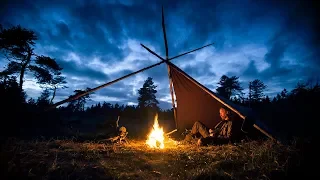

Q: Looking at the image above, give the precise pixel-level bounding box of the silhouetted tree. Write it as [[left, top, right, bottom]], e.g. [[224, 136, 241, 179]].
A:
[[276, 94, 282, 101], [0, 75, 26, 106], [40, 74, 67, 104], [37, 89, 51, 107], [248, 79, 267, 103], [291, 82, 308, 96], [280, 88, 288, 99], [216, 75, 243, 99], [27, 98, 36, 105], [137, 77, 159, 110], [263, 95, 271, 104], [0, 25, 62, 90], [67, 87, 93, 112]]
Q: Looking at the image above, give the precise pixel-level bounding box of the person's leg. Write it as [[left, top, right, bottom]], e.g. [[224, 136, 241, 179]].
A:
[[190, 121, 210, 138], [198, 137, 229, 146], [198, 136, 215, 146]]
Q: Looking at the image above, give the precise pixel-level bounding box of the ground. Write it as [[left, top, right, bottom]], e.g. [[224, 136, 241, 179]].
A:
[[1, 137, 303, 180]]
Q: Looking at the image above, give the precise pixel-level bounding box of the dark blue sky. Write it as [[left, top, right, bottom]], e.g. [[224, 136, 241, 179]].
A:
[[1, 0, 319, 109]]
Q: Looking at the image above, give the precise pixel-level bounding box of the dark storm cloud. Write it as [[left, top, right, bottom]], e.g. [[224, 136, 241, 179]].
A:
[[242, 60, 258, 77], [58, 60, 109, 81], [241, 0, 320, 91], [265, 0, 320, 67], [98, 87, 132, 99], [183, 63, 216, 78]]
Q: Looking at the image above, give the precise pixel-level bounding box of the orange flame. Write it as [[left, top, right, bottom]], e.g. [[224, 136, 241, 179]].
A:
[[146, 113, 165, 149]]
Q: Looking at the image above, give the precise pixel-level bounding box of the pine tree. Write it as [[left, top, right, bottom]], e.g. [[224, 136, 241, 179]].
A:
[[0, 25, 62, 90], [137, 77, 159, 110], [216, 75, 243, 100], [248, 79, 267, 103], [280, 88, 288, 99], [37, 89, 51, 107]]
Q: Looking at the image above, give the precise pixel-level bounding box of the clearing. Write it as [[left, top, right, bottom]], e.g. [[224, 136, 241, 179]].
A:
[[1, 138, 303, 180]]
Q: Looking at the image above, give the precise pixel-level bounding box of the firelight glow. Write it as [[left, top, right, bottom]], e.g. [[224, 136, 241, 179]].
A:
[[146, 113, 165, 149]]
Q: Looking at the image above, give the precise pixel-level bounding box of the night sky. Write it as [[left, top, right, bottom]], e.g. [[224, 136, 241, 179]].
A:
[[1, 0, 319, 109]]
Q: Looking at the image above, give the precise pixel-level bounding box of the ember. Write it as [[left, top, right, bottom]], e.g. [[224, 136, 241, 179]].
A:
[[146, 113, 165, 149]]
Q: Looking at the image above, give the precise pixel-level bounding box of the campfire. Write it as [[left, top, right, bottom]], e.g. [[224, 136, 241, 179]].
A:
[[146, 113, 165, 149]]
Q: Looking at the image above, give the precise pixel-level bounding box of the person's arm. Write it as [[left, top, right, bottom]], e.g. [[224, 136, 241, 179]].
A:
[[226, 121, 232, 139]]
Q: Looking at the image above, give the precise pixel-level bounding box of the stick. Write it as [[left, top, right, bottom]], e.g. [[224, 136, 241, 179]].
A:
[[165, 129, 177, 136], [116, 116, 120, 128], [253, 124, 280, 144]]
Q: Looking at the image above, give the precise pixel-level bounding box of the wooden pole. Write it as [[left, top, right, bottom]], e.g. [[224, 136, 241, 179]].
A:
[[162, 6, 169, 60], [48, 60, 166, 109], [116, 116, 120, 128], [253, 124, 280, 143], [168, 43, 214, 61], [167, 66, 177, 128], [161, 6, 177, 128]]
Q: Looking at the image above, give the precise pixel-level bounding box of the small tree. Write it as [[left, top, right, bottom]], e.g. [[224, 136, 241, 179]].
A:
[[263, 95, 271, 104], [216, 75, 243, 100], [248, 79, 267, 103], [137, 77, 159, 110], [40, 73, 67, 104], [280, 88, 288, 99], [36, 89, 51, 107], [67, 87, 93, 112]]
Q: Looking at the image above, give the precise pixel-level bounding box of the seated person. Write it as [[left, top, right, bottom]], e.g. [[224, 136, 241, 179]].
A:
[[183, 107, 236, 146]]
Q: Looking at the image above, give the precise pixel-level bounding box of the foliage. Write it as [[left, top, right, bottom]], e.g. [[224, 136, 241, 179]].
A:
[[67, 88, 93, 112], [0, 76, 26, 106], [137, 77, 159, 110], [249, 79, 267, 103], [40, 74, 68, 104], [36, 89, 51, 107], [0, 25, 63, 89], [216, 75, 243, 100]]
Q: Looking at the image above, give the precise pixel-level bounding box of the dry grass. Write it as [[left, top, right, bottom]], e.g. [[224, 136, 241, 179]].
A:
[[1, 137, 303, 180]]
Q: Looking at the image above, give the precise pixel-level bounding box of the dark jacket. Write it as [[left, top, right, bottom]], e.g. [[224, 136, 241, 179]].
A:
[[201, 120, 234, 145], [214, 120, 233, 139]]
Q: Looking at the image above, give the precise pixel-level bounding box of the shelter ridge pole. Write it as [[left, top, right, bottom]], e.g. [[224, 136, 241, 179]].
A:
[[161, 6, 178, 128], [49, 60, 165, 109]]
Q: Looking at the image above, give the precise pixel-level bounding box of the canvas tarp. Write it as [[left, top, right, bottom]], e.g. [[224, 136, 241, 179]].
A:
[[168, 61, 256, 130]]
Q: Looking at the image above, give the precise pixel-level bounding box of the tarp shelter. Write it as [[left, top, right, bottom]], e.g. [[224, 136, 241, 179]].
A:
[[169, 61, 250, 130], [166, 61, 275, 141]]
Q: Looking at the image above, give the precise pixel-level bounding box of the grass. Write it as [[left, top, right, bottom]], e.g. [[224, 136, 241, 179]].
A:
[[0, 136, 307, 180]]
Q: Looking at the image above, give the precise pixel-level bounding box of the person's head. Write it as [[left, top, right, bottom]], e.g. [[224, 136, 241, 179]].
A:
[[219, 107, 230, 120]]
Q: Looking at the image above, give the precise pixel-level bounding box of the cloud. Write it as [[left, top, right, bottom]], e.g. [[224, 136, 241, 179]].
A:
[[1, 0, 320, 109], [58, 58, 109, 81]]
